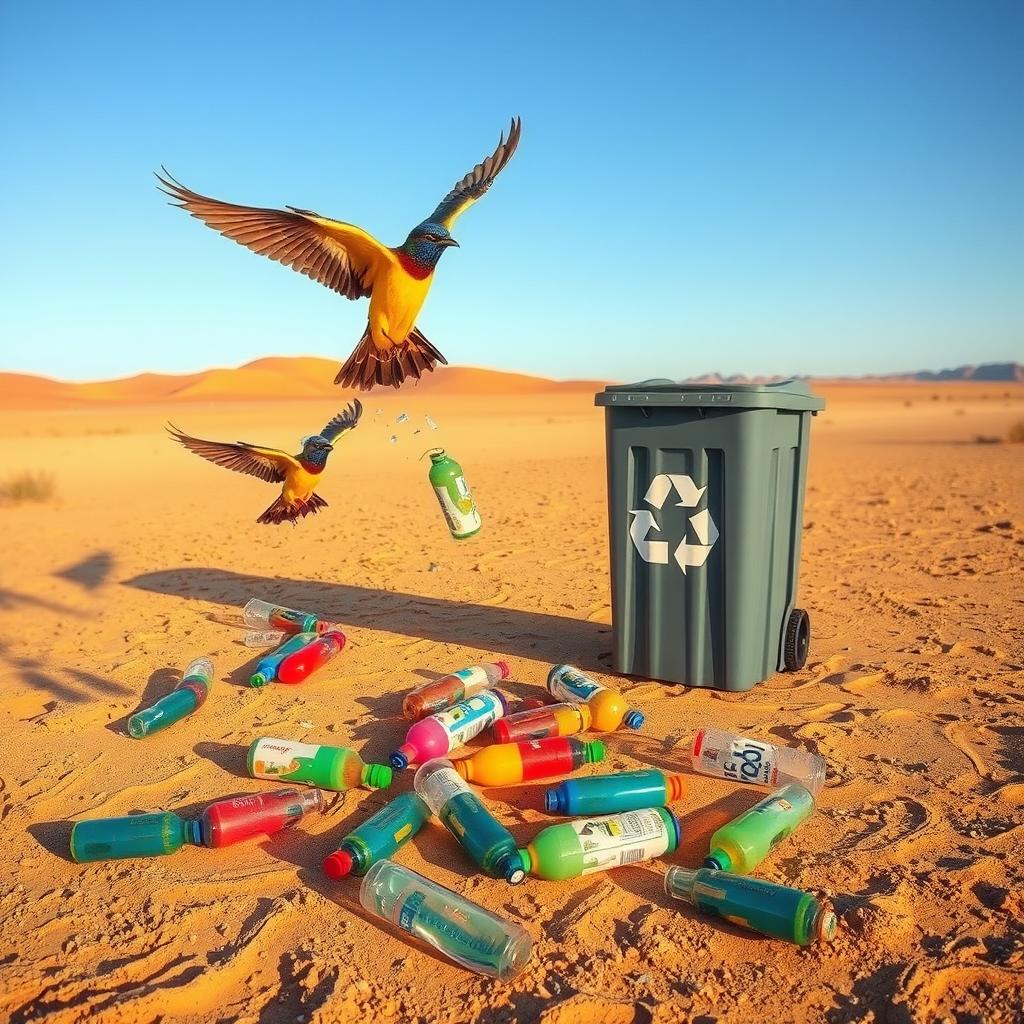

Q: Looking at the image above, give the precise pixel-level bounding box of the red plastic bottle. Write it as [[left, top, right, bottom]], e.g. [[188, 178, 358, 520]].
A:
[[453, 737, 606, 786], [276, 630, 346, 684], [197, 788, 324, 847]]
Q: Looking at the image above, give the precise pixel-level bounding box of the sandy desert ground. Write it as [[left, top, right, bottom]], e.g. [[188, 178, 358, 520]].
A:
[[1, 371, 1022, 1024]]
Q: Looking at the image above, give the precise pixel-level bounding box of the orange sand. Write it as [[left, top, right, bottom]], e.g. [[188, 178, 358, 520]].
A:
[[1, 371, 1022, 1023]]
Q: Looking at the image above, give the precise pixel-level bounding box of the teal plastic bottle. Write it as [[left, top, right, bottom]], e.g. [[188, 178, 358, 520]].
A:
[[70, 812, 201, 862], [705, 784, 815, 874], [414, 759, 525, 884], [323, 793, 430, 879], [544, 769, 687, 815], [128, 657, 214, 738], [665, 866, 837, 945]]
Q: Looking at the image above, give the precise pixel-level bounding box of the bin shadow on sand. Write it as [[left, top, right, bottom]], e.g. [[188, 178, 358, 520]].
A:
[[124, 567, 611, 671]]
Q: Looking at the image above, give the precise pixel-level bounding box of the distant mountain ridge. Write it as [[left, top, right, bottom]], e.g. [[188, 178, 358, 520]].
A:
[[688, 362, 1023, 385]]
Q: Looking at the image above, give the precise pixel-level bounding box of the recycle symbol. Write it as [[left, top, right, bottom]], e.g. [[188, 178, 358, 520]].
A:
[[628, 474, 719, 574]]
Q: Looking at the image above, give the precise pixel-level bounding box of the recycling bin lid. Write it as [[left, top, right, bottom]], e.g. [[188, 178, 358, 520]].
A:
[[595, 378, 825, 411]]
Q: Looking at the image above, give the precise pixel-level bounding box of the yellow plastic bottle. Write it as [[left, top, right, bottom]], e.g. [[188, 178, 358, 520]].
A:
[[546, 665, 644, 732]]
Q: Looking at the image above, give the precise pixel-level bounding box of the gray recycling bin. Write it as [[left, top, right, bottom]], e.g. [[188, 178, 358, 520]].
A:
[[595, 379, 825, 691]]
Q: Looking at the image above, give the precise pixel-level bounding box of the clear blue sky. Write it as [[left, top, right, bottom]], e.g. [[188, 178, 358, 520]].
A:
[[1, 1, 1021, 382]]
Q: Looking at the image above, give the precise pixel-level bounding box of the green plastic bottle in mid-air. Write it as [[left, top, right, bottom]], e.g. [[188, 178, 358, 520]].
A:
[[426, 449, 481, 540]]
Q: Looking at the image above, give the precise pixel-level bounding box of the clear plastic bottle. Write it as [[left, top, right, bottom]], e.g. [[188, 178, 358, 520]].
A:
[[414, 759, 525, 884], [492, 702, 591, 743], [128, 656, 213, 738], [546, 665, 644, 731], [704, 783, 815, 874], [691, 728, 826, 794], [665, 866, 837, 945], [359, 861, 532, 979], [242, 597, 327, 635], [403, 662, 510, 720]]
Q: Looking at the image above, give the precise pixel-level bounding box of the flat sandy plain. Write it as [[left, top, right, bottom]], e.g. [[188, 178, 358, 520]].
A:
[[1, 367, 1022, 1024]]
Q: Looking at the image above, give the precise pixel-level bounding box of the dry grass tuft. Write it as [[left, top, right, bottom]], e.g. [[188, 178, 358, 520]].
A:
[[1007, 418, 1024, 444], [0, 470, 57, 504]]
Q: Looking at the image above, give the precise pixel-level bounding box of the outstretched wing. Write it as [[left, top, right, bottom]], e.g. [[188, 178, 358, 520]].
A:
[[320, 399, 363, 442], [167, 425, 299, 483], [428, 117, 522, 230], [156, 170, 396, 299]]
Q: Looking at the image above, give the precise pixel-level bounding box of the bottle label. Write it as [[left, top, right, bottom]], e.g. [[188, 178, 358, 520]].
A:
[[434, 694, 503, 746], [698, 737, 779, 787], [434, 477, 481, 538], [250, 739, 319, 779], [569, 809, 672, 876], [549, 667, 605, 703]]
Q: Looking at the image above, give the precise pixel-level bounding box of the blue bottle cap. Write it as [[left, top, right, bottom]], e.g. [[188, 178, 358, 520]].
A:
[[390, 750, 409, 771], [186, 819, 204, 847], [623, 710, 645, 730], [543, 788, 564, 814]]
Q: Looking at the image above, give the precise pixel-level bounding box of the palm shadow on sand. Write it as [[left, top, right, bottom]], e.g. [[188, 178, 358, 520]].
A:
[[124, 567, 611, 671]]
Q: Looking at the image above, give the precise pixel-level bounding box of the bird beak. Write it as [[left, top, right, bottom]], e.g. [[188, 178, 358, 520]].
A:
[[439, 237, 460, 248], [324, 443, 334, 451]]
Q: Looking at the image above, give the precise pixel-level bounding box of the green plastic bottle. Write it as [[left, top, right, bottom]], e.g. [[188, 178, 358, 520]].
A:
[[247, 737, 392, 791], [665, 866, 837, 945], [425, 449, 481, 540], [705, 783, 815, 874], [517, 807, 680, 880], [70, 811, 200, 862]]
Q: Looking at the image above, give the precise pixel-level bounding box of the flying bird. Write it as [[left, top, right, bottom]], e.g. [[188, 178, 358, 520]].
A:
[[157, 117, 522, 391], [168, 401, 362, 525]]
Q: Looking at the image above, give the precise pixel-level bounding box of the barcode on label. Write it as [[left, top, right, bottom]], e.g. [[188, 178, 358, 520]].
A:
[[620, 847, 646, 865]]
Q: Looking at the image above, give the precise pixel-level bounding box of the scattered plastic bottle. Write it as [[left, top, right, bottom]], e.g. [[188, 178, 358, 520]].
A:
[[544, 769, 686, 816], [414, 759, 525, 884], [249, 631, 317, 687], [323, 792, 430, 878], [425, 449, 481, 540], [546, 665, 644, 731], [276, 630, 346, 684], [454, 737, 605, 786], [705, 783, 815, 874], [248, 737, 392, 791], [197, 788, 325, 848], [403, 662, 510, 720], [517, 807, 680, 880], [71, 811, 199, 862], [242, 597, 327, 635], [492, 702, 591, 743], [396, 413, 409, 424], [244, 630, 286, 648], [665, 866, 837, 945], [128, 657, 213, 738], [691, 728, 826, 794], [391, 690, 509, 770], [360, 861, 532, 979]]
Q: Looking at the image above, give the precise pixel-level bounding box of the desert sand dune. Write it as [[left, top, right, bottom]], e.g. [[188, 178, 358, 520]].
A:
[[1, 379, 1022, 1023]]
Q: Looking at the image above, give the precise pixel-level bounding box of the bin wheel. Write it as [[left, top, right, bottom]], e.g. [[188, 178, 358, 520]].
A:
[[783, 609, 810, 671]]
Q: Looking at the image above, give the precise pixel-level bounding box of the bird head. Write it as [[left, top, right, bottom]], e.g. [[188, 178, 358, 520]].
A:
[[299, 434, 334, 467], [400, 221, 459, 271]]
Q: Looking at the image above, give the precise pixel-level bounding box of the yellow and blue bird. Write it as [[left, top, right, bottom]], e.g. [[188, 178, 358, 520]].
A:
[[157, 118, 521, 391], [167, 401, 362, 525]]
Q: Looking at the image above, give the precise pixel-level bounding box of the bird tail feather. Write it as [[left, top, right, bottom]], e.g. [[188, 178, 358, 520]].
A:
[[334, 326, 448, 391], [256, 492, 328, 526]]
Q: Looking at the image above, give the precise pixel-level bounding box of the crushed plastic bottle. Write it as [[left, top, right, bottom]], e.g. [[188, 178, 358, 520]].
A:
[[360, 861, 532, 978], [517, 808, 680, 880], [324, 793, 429, 878], [249, 631, 317, 687], [704, 783, 815, 874], [544, 768, 686, 816], [414, 759, 525, 883], [492, 702, 591, 743], [128, 657, 213, 738], [402, 662, 510, 720], [391, 690, 508, 770], [546, 664, 644, 731], [249, 737, 392, 791], [665, 866, 837, 945], [691, 728, 826, 794], [453, 737, 605, 786]]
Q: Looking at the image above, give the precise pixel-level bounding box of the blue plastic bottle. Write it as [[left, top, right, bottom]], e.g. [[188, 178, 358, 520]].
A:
[[544, 769, 686, 815]]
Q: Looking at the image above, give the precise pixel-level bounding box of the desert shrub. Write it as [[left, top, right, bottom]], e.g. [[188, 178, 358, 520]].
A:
[[0, 471, 56, 504]]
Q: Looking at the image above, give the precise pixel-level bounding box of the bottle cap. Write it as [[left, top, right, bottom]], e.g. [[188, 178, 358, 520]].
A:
[[584, 740, 606, 763], [543, 788, 564, 814], [390, 746, 413, 771], [249, 672, 268, 688], [494, 660, 510, 680], [501, 852, 526, 884], [704, 850, 730, 871], [362, 763, 393, 790], [186, 819, 204, 846], [491, 720, 511, 744], [623, 710, 645, 730], [323, 849, 354, 879]]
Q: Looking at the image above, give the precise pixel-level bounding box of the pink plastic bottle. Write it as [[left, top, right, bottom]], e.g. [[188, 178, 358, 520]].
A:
[[390, 690, 508, 770]]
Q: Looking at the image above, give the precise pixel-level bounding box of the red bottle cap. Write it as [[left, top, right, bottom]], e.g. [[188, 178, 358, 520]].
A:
[[323, 849, 353, 879]]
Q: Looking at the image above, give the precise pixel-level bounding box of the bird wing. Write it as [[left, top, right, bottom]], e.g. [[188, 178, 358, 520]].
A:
[[156, 170, 396, 299], [428, 117, 522, 230], [167, 425, 299, 483], [320, 399, 363, 442]]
